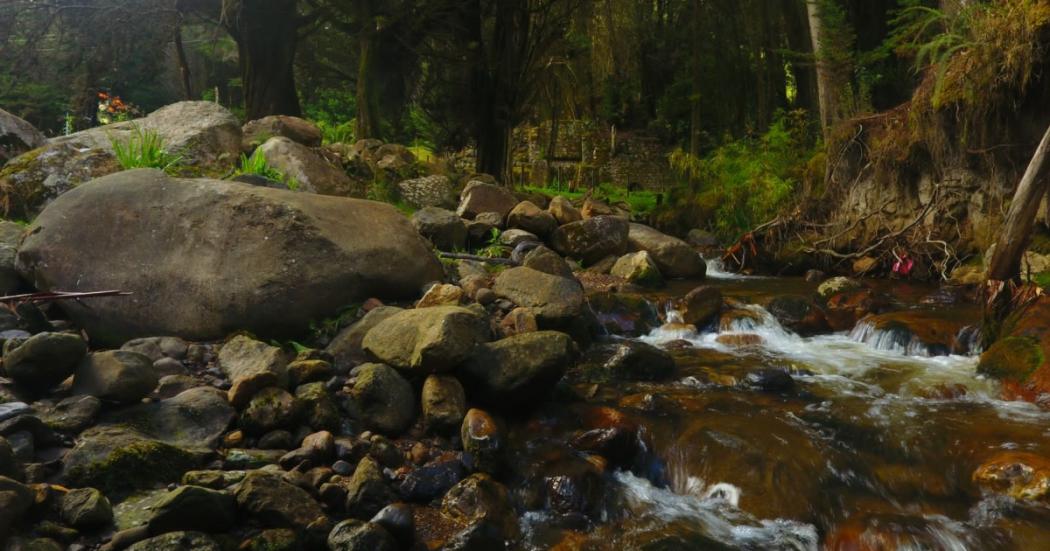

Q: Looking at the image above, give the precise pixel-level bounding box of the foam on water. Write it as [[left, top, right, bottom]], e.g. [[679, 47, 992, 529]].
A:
[[615, 471, 820, 551], [705, 257, 753, 280]]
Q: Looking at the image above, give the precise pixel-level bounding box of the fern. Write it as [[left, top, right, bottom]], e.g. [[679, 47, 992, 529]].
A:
[[887, 2, 980, 106], [232, 149, 299, 191], [109, 125, 182, 173]]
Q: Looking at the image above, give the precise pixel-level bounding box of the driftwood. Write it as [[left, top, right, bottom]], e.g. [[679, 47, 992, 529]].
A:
[[0, 290, 132, 304], [437, 252, 518, 266], [987, 123, 1050, 281]]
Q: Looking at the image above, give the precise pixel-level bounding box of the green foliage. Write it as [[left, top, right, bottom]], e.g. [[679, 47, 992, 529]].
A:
[[308, 304, 361, 342], [317, 120, 356, 145], [522, 182, 661, 219], [109, 125, 182, 173], [231, 149, 299, 191], [885, 1, 979, 107], [658, 111, 819, 241], [476, 227, 505, 259]]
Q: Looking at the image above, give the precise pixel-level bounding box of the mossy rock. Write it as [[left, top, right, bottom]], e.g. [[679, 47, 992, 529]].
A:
[[977, 336, 1044, 382], [61, 426, 202, 499]]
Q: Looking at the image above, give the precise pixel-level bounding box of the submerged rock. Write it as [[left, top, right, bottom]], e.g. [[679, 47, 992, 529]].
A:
[[16, 169, 443, 345], [978, 295, 1050, 404], [602, 341, 675, 381], [817, 276, 862, 299], [459, 331, 577, 408], [767, 294, 828, 336]]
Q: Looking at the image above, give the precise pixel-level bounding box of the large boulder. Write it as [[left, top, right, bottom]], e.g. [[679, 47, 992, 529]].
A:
[[61, 425, 202, 497], [550, 216, 629, 265], [1, 101, 240, 218], [978, 295, 1050, 404], [398, 175, 456, 209], [411, 207, 467, 251], [361, 306, 489, 373], [101, 387, 235, 449], [0, 220, 23, 294], [258, 136, 362, 197], [242, 115, 322, 151], [627, 223, 704, 278], [456, 182, 518, 220], [459, 331, 577, 409], [0, 108, 46, 165], [16, 169, 444, 345], [491, 267, 583, 325]]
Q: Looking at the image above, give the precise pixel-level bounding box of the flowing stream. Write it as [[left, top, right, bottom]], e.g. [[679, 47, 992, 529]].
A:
[[507, 267, 1050, 550]]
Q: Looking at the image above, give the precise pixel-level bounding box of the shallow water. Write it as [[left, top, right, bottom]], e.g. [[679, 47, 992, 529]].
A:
[[509, 267, 1050, 550]]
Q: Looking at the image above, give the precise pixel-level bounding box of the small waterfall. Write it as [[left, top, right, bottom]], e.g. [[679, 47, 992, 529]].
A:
[[705, 257, 749, 280], [849, 318, 983, 357]]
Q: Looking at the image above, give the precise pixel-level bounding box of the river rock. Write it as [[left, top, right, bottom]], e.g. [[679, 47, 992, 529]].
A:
[[127, 531, 221, 551], [0, 476, 33, 540], [978, 295, 1050, 403], [62, 425, 201, 497], [498, 228, 539, 248], [676, 286, 722, 328], [328, 519, 396, 551], [39, 395, 100, 434], [460, 409, 504, 475], [345, 456, 397, 519], [441, 473, 519, 542], [459, 331, 576, 409], [0, 108, 46, 165], [296, 382, 343, 431], [398, 175, 456, 209], [818, 276, 863, 299], [120, 336, 189, 362], [2, 332, 87, 393], [240, 387, 301, 435], [362, 306, 489, 374], [219, 336, 290, 407], [499, 307, 538, 337], [548, 195, 582, 225], [16, 169, 443, 346], [399, 459, 466, 502], [421, 375, 466, 434], [767, 295, 829, 336], [1, 101, 240, 219], [104, 387, 235, 449], [973, 451, 1050, 502], [491, 267, 583, 325], [411, 207, 467, 251], [347, 364, 414, 435], [417, 283, 464, 308], [243, 115, 322, 151], [60, 487, 113, 529], [235, 470, 328, 530], [456, 183, 518, 219], [522, 245, 575, 279], [258, 136, 361, 196], [824, 288, 892, 331], [611, 251, 664, 287], [370, 503, 414, 547], [73, 350, 158, 404], [326, 307, 403, 370], [550, 216, 629, 265], [627, 223, 704, 278], [0, 436, 15, 478], [507, 201, 557, 237], [147, 485, 237, 534], [603, 341, 675, 381]]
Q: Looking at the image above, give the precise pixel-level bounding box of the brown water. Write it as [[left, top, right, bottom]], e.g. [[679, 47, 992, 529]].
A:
[[505, 266, 1050, 550]]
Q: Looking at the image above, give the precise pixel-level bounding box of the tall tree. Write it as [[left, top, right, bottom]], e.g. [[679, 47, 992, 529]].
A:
[[806, 0, 834, 137], [220, 0, 302, 119]]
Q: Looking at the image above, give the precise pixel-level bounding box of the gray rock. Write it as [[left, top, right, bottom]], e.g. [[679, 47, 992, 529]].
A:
[[522, 246, 574, 279], [296, 382, 343, 431], [72, 350, 158, 404], [0, 108, 46, 165], [127, 531, 221, 551], [603, 341, 675, 381], [498, 229, 538, 248], [0, 402, 30, 423], [328, 519, 396, 551], [459, 331, 577, 409], [456, 183, 518, 220], [1, 101, 240, 219], [818, 276, 863, 299], [491, 267, 583, 325], [441, 473, 519, 541], [61, 426, 202, 497], [240, 387, 301, 436], [15, 169, 443, 346], [398, 175, 456, 209], [610, 251, 664, 287], [39, 395, 100, 433], [147, 485, 237, 534], [235, 470, 328, 530], [345, 456, 396, 519], [411, 207, 467, 251], [102, 387, 235, 449], [121, 336, 189, 362], [362, 306, 489, 374], [326, 307, 403, 370], [627, 223, 704, 278], [60, 487, 113, 528], [258, 136, 361, 196], [507, 201, 557, 237], [675, 286, 722, 327], [548, 195, 582, 226], [347, 364, 414, 435], [421, 375, 466, 434], [243, 115, 322, 151], [550, 216, 629, 265], [2, 332, 87, 393], [0, 436, 15, 478], [219, 335, 290, 407]]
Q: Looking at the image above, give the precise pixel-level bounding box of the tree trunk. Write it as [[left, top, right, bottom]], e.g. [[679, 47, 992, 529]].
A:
[[225, 0, 301, 120], [986, 123, 1050, 281], [476, 116, 511, 184], [173, 14, 193, 100], [688, 0, 703, 159], [806, 0, 833, 137], [355, 0, 380, 140]]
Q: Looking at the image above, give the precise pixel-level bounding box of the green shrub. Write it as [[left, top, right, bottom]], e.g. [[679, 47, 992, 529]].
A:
[[109, 125, 182, 173], [316, 120, 355, 145], [231, 149, 299, 191]]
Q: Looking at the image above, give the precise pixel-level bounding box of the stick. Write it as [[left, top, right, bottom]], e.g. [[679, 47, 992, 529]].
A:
[[0, 290, 132, 304], [436, 252, 518, 266]]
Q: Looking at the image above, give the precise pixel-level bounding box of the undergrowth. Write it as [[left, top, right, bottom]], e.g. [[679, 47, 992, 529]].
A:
[[523, 182, 661, 218], [109, 125, 182, 173], [232, 149, 300, 191]]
